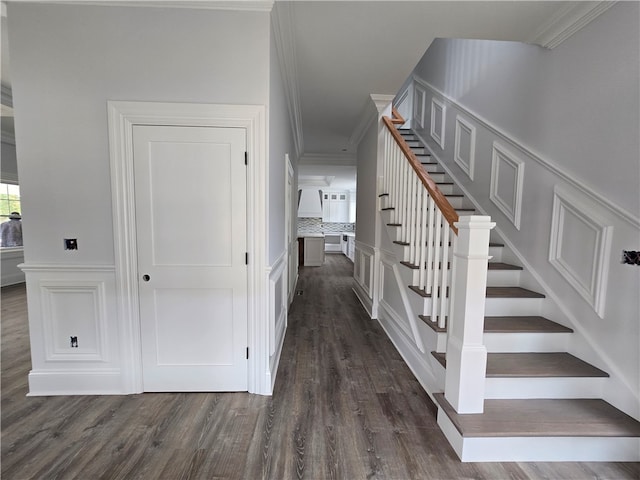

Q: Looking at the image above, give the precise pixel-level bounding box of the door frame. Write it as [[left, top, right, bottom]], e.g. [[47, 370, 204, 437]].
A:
[[107, 101, 268, 395]]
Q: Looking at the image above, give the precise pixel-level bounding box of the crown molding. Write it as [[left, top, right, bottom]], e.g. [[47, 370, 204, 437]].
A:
[[271, 2, 304, 159], [299, 152, 356, 166], [7, 1, 274, 12], [529, 1, 617, 49]]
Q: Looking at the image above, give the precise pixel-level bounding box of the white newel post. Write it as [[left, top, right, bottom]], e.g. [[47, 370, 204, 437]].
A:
[[445, 215, 495, 413]]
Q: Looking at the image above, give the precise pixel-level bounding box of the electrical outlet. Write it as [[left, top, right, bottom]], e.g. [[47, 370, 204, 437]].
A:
[[622, 251, 639, 265], [64, 238, 78, 250], [70, 336, 78, 348]]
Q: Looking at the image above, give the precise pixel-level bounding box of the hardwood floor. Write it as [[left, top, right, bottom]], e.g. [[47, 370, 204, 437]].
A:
[[2, 257, 639, 479]]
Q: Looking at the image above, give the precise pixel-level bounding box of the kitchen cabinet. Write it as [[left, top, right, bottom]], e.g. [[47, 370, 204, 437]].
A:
[[341, 233, 355, 262], [322, 191, 349, 223], [301, 235, 325, 266]]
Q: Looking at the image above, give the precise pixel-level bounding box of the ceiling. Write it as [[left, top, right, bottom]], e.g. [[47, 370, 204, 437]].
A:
[[2, 0, 599, 190]]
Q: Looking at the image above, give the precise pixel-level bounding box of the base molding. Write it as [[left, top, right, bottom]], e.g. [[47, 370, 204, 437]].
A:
[[27, 369, 123, 396]]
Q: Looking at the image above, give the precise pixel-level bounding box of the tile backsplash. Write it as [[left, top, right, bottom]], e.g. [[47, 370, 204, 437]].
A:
[[297, 217, 355, 235]]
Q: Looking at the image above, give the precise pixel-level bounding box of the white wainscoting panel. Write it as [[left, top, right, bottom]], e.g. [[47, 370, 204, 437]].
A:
[[549, 187, 612, 318], [20, 264, 121, 395], [354, 242, 374, 298], [454, 115, 476, 180], [490, 142, 525, 230], [414, 85, 426, 129], [430, 97, 446, 149], [267, 252, 288, 391], [40, 280, 109, 362]]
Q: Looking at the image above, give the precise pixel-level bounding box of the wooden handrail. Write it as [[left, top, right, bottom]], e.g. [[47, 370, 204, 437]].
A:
[[391, 106, 405, 124], [382, 116, 459, 235]]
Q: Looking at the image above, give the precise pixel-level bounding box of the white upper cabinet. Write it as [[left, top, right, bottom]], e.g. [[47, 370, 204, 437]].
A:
[[322, 191, 349, 223]]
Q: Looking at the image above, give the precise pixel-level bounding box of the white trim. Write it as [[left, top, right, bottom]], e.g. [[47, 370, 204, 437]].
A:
[[348, 94, 395, 148], [413, 75, 640, 228], [528, 1, 617, 49], [28, 1, 274, 12], [454, 115, 476, 181], [490, 142, 525, 230], [20, 263, 115, 272], [271, 2, 304, 158], [549, 186, 612, 318], [107, 100, 268, 395], [27, 369, 123, 396]]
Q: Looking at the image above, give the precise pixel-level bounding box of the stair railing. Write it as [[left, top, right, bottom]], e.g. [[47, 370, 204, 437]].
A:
[[381, 108, 495, 414], [382, 110, 458, 329]]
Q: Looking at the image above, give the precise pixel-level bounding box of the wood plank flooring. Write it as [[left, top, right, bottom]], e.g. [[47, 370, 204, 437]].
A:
[[2, 257, 639, 479]]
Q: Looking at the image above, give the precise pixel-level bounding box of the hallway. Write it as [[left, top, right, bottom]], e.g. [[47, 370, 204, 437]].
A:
[[2, 255, 638, 479]]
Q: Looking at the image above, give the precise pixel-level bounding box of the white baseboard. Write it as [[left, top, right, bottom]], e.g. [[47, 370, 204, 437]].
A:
[[27, 369, 123, 396]]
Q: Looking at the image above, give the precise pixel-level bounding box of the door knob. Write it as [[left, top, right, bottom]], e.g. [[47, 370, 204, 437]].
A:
[[142, 274, 151, 282]]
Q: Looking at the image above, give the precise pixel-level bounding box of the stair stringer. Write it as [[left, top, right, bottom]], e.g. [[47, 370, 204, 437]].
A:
[[412, 130, 640, 421]]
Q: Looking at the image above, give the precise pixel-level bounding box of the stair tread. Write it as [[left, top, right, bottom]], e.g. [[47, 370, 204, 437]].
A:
[[484, 316, 573, 333], [409, 285, 544, 298], [432, 352, 609, 377], [420, 315, 573, 334], [487, 262, 523, 270], [433, 393, 640, 438], [486, 286, 544, 298]]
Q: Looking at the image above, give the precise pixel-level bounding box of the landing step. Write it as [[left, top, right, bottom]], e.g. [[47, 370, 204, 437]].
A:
[[431, 352, 609, 377], [434, 394, 640, 438], [420, 315, 572, 334], [409, 285, 543, 298]]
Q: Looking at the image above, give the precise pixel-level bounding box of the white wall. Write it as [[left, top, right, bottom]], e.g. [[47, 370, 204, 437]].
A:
[[355, 101, 380, 248], [412, 3, 639, 216], [404, 3, 639, 416], [267, 16, 296, 389], [8, 3, 270, 265]]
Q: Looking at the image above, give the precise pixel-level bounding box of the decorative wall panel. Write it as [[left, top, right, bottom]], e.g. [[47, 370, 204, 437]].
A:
[[414, 86, 425, 128], [549, 187, 612, 317], [40, 280, 109, 362], [430, 98, 446, 149], [490, 142, 525, 229], [454, 115, 476, 180]]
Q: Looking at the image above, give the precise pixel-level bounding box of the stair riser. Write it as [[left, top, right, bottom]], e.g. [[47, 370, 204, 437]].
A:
[[408, 294, 543, 318], [485, 377, 606, 400], [437, 412, 640, 462], [484, 297, 543, 316], [484, 332, 570, 353], [486, 270, 521, 287], [488, 245, 503, 262]]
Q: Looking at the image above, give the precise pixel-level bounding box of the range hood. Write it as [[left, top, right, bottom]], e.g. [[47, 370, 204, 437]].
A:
[[298, 188, 323, 218]]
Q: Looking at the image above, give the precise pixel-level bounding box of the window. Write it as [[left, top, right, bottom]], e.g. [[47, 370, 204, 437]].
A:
[[0, 182, 22, 248], [0, 183, 21, 220]]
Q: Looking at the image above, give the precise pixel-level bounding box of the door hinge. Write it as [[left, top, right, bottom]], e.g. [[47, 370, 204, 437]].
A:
[[244, 152, 248, 165], [245, 252, 249, 265], [246, 347, 249, 359]]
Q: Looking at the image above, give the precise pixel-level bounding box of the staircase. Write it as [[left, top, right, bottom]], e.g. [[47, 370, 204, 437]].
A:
[[378, 123, 640, 462]]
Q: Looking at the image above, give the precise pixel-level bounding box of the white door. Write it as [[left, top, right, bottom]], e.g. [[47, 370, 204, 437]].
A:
[[133, 125, 247, 392]]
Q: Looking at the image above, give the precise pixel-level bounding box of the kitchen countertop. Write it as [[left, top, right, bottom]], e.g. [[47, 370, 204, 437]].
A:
[[297, 233, 325, 238]]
